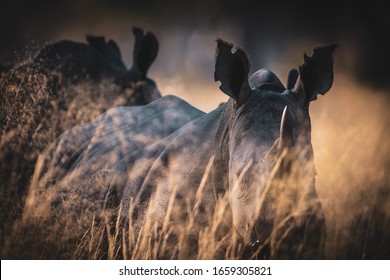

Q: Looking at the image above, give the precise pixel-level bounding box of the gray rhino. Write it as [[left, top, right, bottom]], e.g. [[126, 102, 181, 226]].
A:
[[32, 27, 160, 104], [16, 40, 336, 259]]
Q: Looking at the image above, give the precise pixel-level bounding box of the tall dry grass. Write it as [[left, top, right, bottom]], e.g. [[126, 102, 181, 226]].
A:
[[7, 144, 326, 260], [311, 75, 390, 259], [65, 154, 312, 260], [1, 57, 389, 259], [23, 157, 245, 260], [0, 52, 158, 255]]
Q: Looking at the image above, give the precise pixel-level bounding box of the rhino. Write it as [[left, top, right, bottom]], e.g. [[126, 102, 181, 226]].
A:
[[0, 27, 160, 135], [31, 27, 160, 105], [0, 27, 161, 255], [15, 39, 336, 259]]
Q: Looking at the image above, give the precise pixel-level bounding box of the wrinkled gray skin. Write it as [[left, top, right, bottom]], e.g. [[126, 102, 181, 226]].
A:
[[30, 95, 205, 193], [21, 40, 336, 259]]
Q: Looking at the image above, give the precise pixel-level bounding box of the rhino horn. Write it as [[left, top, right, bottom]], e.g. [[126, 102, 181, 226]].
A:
[[278, 106, 294, 149]]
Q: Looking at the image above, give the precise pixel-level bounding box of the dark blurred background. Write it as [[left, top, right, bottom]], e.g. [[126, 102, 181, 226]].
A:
[[1, 0, 389, 98]]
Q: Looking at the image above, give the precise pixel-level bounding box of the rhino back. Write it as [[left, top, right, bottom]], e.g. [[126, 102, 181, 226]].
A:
[[27, 95, 205, 218]]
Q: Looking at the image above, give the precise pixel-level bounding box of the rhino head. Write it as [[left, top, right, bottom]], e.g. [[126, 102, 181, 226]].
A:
[[214, 40, 336, 258]]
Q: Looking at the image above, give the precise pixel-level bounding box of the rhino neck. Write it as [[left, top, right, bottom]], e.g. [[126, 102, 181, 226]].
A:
[[210, 100, 234, 201]]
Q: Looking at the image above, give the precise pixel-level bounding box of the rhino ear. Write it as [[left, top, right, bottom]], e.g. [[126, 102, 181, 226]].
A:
[[214, 39, 251, 104], [131, 27, 159, 78], [87, 35, 122, 59], [107, 39, 122, 59], [293, 44, 337, 105], [287, 68, 299, 90]]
